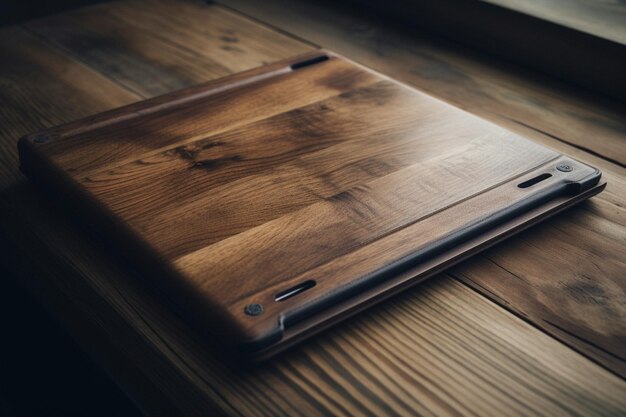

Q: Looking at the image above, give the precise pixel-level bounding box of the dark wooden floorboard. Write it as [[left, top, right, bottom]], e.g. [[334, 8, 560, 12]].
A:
[[25, 0, 310, 97]]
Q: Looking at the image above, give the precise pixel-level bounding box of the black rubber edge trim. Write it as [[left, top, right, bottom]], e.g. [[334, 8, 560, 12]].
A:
[[290, 55, 329, 70]]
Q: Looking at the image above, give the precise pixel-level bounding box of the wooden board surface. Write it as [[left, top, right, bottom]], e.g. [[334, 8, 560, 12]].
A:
[[1, 0, 625, 415], [18, 49, 604, 353]]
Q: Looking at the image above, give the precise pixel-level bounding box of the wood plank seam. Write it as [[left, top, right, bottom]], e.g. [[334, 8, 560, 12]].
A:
[[450, 270, 626, 379], [504, 116, 626, 169], [21, 24, 148, 100]]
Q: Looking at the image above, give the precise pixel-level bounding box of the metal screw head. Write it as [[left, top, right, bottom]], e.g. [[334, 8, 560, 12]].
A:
[[556, 163, 573, 172], [33, 134, 49, 144], [244, 303, 264, 316]]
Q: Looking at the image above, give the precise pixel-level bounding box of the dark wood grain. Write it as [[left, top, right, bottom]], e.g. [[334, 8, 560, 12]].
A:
[[2, 0, 626, 416], [83, 81, 451, 227], [0, 27, 139, 185], [38, 56, 374, 178], [178, 135, 556, 297], [19, 50, 604, 351], [347, 0, 626, 101], [221, 0, 626, 377], [0, 26, 183, 416], [451, 199, 626, 376], [5, 194, 626, 417], [26, 0, 310, 97], [222, 0, 626, 167]]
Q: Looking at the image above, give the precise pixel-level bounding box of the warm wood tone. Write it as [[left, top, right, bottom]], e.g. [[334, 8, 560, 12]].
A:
[[25, 0, 310, 97], [0, 27, 139, 185], [1, 0, 625, 415], [220, 0, 626, 376], [19, 51, 604, 352], [451, 197, 626, 376], [4, 201, 626, 416], [223, 0, 626, 375], [38, 55, 377, 174], [339, 0, 626, 101], [222, 0, 626, 166]]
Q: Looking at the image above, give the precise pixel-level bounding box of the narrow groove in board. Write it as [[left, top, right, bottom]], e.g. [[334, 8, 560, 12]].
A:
[[215, 3, 322, 50], [507, 117, 626, 170]]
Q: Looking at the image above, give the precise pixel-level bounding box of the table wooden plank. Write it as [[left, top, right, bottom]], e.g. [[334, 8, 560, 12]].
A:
[[451, 198, 626, 375], [218, 0, 626, 379], [25, 0, 311, 97], [1, 1, 625, 415], [0, 27, 139, 185]]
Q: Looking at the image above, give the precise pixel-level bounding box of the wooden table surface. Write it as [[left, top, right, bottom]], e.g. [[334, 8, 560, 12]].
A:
[[0, 0, 624, 415]]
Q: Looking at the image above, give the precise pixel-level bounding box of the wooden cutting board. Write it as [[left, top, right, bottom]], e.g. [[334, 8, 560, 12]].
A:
[[18, 50, 605, 359]]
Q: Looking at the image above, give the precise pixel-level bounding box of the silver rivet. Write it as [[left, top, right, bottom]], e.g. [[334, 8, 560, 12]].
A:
[[557, 163, 573, 172], [244, 303, 264, 316]]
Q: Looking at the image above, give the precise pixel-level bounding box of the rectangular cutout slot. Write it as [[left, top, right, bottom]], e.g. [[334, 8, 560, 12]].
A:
[[275, 280, 316, 302], [518, 173, 552, 189], [290, 55, 329, 70]]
